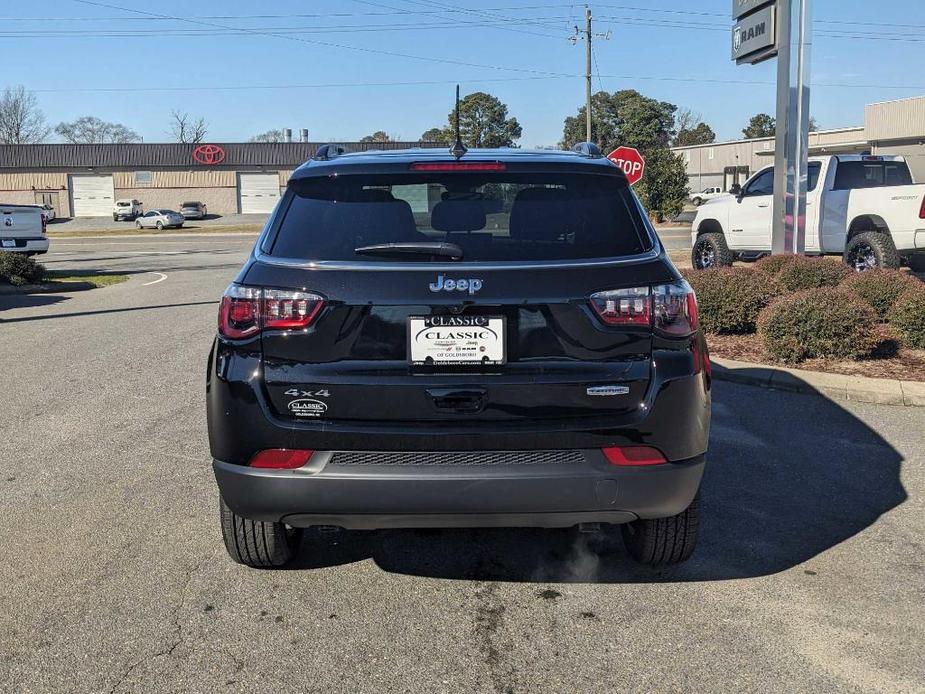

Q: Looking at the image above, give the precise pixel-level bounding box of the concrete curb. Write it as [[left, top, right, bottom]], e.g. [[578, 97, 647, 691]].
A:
[[712, 357, 925, 407]]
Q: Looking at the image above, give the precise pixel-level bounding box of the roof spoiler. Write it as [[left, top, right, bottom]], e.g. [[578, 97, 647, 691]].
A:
[[571, 142, 603, 158], [313, 143, 346, 161]]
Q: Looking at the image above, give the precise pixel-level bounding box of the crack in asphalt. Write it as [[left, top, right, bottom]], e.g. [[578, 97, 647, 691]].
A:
[[107, 558, 206, 694]]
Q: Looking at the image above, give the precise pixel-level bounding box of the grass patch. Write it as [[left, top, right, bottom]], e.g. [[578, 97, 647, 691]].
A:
[[44, 270, 129, 288]]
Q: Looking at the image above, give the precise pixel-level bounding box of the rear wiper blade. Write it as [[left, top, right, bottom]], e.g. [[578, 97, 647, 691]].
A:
[[353, 242, 464, 260]]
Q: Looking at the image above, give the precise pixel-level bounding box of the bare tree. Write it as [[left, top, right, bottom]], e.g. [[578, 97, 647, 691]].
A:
[[674, 107, 702, 136], [250, 129, 285, 143], [0, 85, 50, 144], [169, 110, 208, 143], [55, 116, 139, 144]]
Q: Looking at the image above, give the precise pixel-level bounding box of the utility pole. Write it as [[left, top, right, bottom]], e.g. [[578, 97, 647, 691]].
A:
[[572, 8, 610, 144], [585, 8, 592, 142]]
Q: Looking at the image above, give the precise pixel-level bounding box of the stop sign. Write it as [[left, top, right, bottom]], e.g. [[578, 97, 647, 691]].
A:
[[607, 146, 645, 186]]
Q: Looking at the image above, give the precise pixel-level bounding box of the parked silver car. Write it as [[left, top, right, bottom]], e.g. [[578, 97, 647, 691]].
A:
[[179, 201, 207, 219], [136, 209, 184, 230]]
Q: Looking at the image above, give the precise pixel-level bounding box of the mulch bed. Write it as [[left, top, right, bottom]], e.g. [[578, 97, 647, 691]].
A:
[[707, 325, 925, 382]]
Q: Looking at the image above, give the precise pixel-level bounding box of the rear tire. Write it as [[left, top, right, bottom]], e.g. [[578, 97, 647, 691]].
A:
[[621, 492, 701, 565], [691, 197, 703, 207], [155, 221, 164, 231], [692, 232, 733, 269], [219, 496, 303, 568], [844, 231, 899, 271]]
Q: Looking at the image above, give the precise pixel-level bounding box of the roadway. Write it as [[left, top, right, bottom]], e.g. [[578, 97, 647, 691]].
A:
[[0, 233, 921, 693]]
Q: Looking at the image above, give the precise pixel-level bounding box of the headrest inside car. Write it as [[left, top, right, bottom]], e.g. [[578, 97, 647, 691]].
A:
[[431, 200, 487, 232]]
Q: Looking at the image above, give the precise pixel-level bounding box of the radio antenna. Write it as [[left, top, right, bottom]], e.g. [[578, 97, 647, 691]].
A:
[[450, 85, 467, 159]]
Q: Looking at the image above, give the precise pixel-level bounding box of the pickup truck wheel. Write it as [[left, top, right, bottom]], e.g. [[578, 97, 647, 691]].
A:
[[844, 232, 900, 271], [220, 496, 303, 568], [622, 492, 701, 565], [691, 197, 703, 206], [692, 232, 732, 269]]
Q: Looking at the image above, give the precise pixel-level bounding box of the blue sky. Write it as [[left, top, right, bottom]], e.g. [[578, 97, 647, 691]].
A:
[[3, 0, 924, 145]]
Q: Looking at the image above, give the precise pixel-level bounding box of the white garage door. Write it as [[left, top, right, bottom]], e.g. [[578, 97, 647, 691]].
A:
[[238, 173, 281, 214], [70, 174, 114, 217]]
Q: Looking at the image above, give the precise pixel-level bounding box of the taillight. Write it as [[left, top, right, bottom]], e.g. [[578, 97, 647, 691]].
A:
[[919, 194, 925, 219], [589, 286, 650, 326], [602, 446, 667, 466], [218, 285, 325, 339], [249, 449, 314, 469], [652, 280, 698, 337], [589, 280, 698, 335], [41, 215, 47, 235]]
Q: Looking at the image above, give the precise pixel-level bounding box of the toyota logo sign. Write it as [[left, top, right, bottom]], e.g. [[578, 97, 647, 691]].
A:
[[192, 144, 225, 165]]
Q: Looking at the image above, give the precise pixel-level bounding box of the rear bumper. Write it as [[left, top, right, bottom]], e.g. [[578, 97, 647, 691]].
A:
[[0, 238, 48, 253], [213, 452, 705, 528]]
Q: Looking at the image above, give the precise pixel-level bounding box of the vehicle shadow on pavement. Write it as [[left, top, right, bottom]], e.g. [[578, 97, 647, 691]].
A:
[[286, 376, 907, 583], [0, 293, 70, 313]]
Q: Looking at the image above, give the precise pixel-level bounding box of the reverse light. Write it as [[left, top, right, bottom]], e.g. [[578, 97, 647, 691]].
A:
[[249, 449, 314, 469], [589, 286, 650, 326], [602, 446, 667, 466], [409, 161, 506, 172], [218, 285, 325, 339]]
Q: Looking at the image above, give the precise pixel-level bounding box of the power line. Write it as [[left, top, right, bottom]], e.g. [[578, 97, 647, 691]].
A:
[[25, 74, 925, 95], [68, 0, 575, 76]]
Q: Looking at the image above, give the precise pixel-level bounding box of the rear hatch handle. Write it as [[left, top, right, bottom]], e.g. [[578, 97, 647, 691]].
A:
[[426, 388, 486, 414]]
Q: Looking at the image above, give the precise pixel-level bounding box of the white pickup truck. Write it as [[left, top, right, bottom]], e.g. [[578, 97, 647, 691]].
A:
[[691, 155, 925, 271], [0, 204, 49, 256]]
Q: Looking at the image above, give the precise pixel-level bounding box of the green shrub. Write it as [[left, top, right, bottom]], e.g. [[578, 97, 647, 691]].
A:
[[0, 252, 45, 286], [757, 287, 878, 362], [841, 269, 921, 319], [887, 287, 925, 349], [755, 253, 801, 275], [776, 256, 851, 291], [684, 267, 780, 334]]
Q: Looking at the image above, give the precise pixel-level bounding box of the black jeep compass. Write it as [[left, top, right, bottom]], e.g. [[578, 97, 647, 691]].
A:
[[207, 143, 711, 568]]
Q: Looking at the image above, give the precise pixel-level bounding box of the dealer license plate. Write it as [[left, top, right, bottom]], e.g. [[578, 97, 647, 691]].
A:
[[408, 315, 505, 365]]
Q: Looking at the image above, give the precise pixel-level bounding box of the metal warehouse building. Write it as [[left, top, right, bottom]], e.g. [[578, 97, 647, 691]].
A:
[[672, 95, 925, 193], [0, 141, 436, 218]]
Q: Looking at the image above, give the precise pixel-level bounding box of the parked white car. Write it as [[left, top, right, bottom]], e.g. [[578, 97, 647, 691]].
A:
[[689, 186, 727, 206], [1, 204, 49, 256], [691, 155, 925, 270], [136, 209, 184, 230], [113, 199, 143, 221]]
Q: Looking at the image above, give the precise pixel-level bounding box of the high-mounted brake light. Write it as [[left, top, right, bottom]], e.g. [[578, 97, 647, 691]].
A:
[[602, 446, 667, 466], [409, 161, 506, 172], [249, 449, 314, 469], [589, 280, 698, 336], [218, 285, 325, 339]]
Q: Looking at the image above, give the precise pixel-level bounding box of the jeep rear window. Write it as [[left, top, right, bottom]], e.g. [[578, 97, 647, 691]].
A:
[[267, 172, 652, 262]]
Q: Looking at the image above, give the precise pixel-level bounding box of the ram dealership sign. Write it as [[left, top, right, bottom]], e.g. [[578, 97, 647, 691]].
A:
[[732, 2, 777, 64]]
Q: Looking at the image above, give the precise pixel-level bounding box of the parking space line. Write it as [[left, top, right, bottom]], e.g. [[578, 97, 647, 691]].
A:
[[142, 272, 168, 286]]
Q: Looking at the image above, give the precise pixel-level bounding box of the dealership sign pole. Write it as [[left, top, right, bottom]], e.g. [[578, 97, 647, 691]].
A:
[[732, 0, 813, 255]]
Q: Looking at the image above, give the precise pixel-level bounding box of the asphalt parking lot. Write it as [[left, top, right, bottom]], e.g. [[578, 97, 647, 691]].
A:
[[1, 234, 922, 693]]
